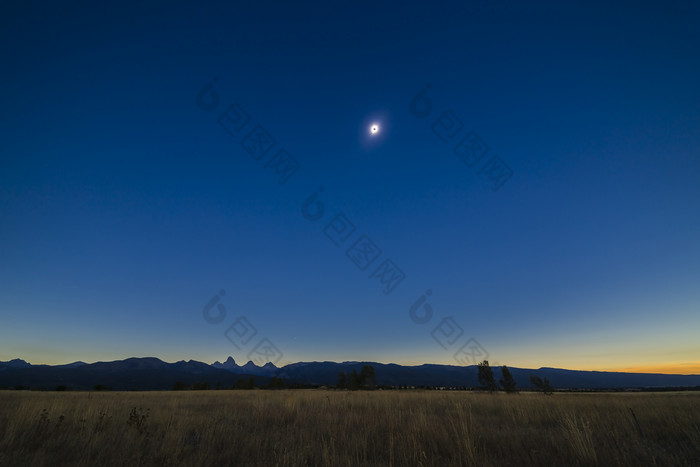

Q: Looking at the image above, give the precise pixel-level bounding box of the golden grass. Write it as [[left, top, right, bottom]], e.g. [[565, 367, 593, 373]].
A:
[[0, 390, 698, 466]]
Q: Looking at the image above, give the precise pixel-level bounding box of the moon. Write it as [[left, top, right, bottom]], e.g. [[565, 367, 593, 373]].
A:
[[370, 123, 380, 135]]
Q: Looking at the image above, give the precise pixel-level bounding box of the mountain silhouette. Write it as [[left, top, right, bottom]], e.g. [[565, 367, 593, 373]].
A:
[[1, 357, 698, 390]]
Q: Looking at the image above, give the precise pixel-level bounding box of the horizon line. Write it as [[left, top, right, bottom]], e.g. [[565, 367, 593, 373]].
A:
[[3, 355, 699, 376]]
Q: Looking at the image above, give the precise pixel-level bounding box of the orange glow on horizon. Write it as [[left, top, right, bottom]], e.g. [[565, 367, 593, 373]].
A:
[[605, 362, 700, 375]]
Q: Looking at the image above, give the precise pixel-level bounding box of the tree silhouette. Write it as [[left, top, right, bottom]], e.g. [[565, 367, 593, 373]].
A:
[[529, 374, 553, 395], [348, 370, 361, 390], [337, 366, 376, 390], [267, 377, 286, 389], [172, 381, 187, 391], [477, 360, 497, 392], [233, 377, 256, 390], [337, 371, 347, 389], [360, 365, 376, 389], [499, 365, 518, 393]]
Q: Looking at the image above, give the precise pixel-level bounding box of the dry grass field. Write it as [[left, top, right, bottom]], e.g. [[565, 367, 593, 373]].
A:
[[0, 390, 698, 466]]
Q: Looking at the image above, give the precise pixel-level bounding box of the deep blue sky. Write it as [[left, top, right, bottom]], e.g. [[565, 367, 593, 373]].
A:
[[1, 1, 699, 373]]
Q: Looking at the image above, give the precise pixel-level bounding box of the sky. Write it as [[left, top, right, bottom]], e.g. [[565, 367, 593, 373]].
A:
[[1, 1, 699, 374]]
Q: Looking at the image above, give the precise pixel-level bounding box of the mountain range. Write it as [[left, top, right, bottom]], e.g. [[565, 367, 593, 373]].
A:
[[1, 357, 699, 391]]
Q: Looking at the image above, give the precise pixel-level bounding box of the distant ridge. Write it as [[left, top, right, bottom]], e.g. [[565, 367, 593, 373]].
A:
[[1, 357, 698, 391]]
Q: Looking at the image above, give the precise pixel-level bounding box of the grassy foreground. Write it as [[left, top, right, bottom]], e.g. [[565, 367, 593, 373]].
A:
[[0, 390, 698, 466]]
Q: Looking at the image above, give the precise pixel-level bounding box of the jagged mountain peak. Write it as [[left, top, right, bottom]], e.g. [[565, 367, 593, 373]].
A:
[[211, 356, 239, 370], [0, 358, 31, 368]]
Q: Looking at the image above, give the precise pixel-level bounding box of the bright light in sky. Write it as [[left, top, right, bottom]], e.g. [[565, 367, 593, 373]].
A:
[[370, 123, 379, 135]]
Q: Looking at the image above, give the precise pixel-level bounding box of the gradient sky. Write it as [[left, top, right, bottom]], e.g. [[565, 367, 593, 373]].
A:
[[1, 1, 699, 374]]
